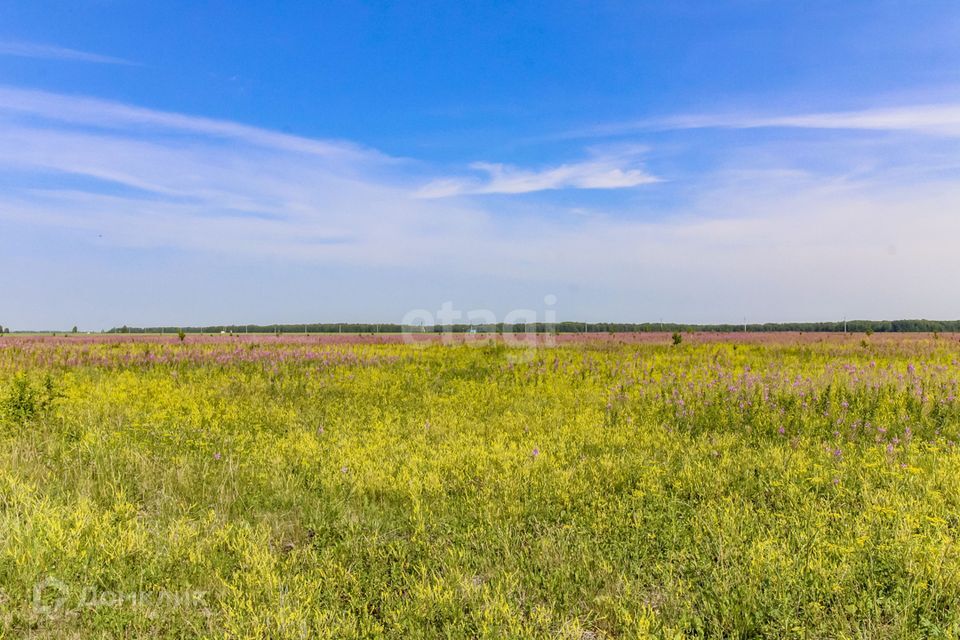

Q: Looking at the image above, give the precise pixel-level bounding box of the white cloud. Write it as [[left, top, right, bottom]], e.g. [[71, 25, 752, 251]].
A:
[[0, 86, 492, 271], [672, 105, 960, 137], [0, 41, 132, 65], [415, 150, 658, 198], [0, 87, 379, 161], [1, 86, 960, 327], [576, 103, 960, 139]]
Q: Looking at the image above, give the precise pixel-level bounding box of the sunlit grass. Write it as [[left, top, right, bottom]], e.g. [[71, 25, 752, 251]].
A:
[[1, 335, 959, 637]]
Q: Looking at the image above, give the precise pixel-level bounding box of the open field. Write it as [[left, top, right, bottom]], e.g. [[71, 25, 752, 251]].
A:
[[2, 333, 960, 638]]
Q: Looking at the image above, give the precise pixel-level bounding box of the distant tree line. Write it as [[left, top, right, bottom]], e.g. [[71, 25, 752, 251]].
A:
[[105, 319, 960, 334]]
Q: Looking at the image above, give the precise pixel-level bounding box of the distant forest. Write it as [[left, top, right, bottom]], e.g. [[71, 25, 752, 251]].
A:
[[105, 320, 960, 334]]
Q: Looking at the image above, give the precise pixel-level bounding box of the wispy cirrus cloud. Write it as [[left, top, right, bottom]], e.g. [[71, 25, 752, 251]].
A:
[[0, 85, 486, 266], [0, 40, 133, 65], [415, 148, 659, 198], [2, 85, 960, 328], [572, 102, 960, 139], [0, 87, 378, 161]]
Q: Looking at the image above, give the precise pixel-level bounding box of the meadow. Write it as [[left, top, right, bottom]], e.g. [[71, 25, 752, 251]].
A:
[[1, 333, 959, 638]]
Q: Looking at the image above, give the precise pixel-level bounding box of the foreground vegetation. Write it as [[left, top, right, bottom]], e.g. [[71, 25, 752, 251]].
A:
[[1, 334, 959, 638]]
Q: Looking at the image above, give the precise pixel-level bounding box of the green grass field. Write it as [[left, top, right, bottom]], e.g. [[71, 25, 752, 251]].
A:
[[2, 334, 960, 638]]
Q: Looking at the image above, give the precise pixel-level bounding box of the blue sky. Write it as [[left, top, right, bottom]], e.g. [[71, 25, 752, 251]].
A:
[[2, 1, 960, 330]]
